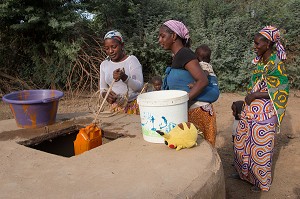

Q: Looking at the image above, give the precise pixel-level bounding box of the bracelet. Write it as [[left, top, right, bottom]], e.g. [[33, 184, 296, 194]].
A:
[[123, 76, 129, 83]]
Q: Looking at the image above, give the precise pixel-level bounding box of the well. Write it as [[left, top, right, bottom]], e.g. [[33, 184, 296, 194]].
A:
[[0, 113, 225, 199]]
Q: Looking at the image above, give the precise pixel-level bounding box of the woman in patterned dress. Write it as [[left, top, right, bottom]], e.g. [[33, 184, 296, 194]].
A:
[[158, 20, 218, 147], [233, 26, 289, 192]]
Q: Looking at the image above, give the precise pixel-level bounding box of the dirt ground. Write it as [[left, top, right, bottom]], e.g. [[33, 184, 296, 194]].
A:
[[1, 91, 300, 199]]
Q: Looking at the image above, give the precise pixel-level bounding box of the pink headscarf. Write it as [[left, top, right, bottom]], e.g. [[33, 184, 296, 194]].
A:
[[163, 20, 190, 40], [252, 26, 286, 64]]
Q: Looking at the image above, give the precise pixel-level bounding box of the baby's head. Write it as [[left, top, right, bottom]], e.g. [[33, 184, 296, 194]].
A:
[[231, 100, 244, 120], [151, 75, 163, 91], [195, 44, 211, 63]]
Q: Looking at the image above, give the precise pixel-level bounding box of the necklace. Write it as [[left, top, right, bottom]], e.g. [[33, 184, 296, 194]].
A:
[[261, 52, 272, 64]]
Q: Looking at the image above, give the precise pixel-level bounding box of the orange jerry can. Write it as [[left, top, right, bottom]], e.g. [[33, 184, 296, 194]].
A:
[[74, 123, 102, 155]]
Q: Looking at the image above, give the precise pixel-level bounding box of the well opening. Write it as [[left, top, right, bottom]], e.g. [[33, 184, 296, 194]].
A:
[[18, 125, 123, 158]]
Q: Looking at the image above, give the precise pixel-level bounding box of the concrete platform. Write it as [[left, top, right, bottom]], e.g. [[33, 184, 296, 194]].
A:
[[0, 113, 225, 199]]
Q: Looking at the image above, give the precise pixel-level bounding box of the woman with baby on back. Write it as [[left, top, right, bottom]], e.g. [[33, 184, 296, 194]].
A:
[[159, 19, 217, 147]]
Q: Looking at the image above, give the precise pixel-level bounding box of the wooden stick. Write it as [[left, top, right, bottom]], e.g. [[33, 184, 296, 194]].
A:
[[92, 79, 115, 123], [139, 82, 149, 94]]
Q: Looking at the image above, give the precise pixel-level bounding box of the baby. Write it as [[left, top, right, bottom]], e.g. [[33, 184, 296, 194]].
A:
[[187, 44, 219, 103], [151, 75, 163, 91], [231, 100, 244, 142], [195, 44, 216, 76]]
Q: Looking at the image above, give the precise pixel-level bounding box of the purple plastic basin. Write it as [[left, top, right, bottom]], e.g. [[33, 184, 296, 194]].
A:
[[2, 90, 64, 128]]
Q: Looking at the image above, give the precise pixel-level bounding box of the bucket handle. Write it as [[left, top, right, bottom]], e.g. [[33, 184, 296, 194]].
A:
[[42, 97, 58, 103]]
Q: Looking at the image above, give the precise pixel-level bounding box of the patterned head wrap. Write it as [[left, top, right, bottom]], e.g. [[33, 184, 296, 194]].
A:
[[253, 26, 286, 64], [104, 30, 124, 43], [163, 20, 190, 40]]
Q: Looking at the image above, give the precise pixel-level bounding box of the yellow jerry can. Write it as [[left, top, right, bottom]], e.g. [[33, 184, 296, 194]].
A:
[[74, 123, 102, 155]]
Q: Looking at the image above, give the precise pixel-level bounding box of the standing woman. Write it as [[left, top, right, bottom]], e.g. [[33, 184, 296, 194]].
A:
[[100, 30, 144, 114], [234, 26, 289, 192], [159, 19, 217, 147]]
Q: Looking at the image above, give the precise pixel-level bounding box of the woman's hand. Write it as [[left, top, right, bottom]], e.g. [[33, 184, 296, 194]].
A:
[[245, 92, 270, 105], [245, 93, 257, 105], [113, 68, 128, 82], [102, 90, 117, 104]]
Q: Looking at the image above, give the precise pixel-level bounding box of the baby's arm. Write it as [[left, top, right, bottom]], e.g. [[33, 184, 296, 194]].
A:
[[187, 69, 209, 89], [203, 70, 209, 77], [187, 82, 195, 89]]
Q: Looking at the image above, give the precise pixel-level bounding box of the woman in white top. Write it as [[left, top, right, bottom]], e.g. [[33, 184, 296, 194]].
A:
[[100, 30, 144, 114]]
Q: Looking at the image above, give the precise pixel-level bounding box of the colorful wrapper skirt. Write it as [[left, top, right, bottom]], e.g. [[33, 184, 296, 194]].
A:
[[110, 99, 139, 115], [188, 104, 217, 147], [234, 79, 279, 191], [234, 117, 276, 191]]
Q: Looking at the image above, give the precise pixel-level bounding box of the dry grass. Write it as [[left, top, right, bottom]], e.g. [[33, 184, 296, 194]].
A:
[[65, 34, 106, 99]]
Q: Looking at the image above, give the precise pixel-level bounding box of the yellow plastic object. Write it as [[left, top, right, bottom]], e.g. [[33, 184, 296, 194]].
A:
[[74, 123, 102, 155], [156, 122, 198, 151]]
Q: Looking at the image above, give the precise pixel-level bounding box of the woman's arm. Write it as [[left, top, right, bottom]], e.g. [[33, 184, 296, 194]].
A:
[[112, 56, 143, 93], [100, 62, 117, 104], [185, 59, 209, 100], [245, 91, 270, 105], [99, 62, 108, 94], [125, 56, 144, 92]]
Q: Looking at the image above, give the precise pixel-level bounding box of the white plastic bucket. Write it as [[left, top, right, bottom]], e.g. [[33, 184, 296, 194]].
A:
[[137, 90, 189, 143]]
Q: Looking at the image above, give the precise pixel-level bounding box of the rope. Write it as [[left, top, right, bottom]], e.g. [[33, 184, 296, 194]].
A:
[[89, 78, 149, 123]]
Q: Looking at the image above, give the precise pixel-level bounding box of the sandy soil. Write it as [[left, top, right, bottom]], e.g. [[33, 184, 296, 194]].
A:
[[1, 91, 299, 199], [214, 91, 300, 199]]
